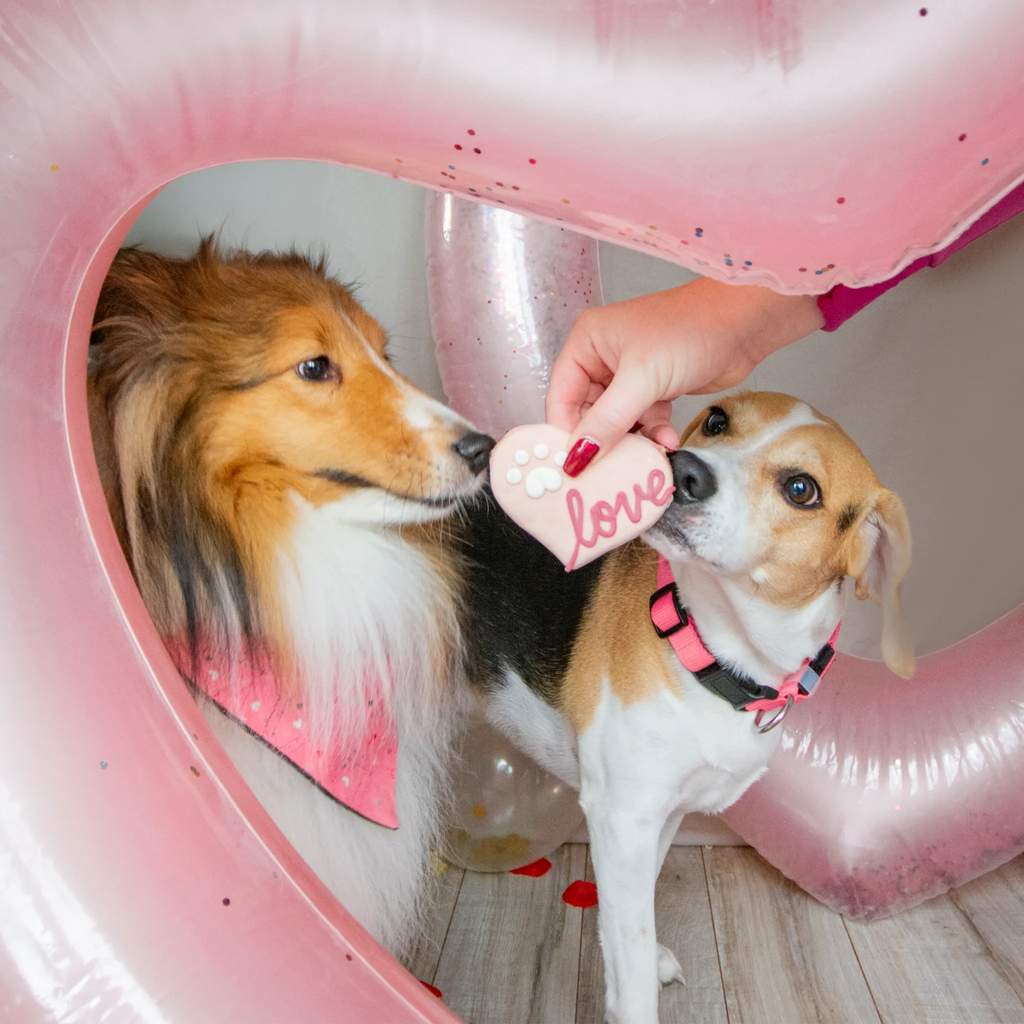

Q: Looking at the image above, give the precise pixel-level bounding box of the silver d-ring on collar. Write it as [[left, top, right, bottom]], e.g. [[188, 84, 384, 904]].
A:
[[754, 694, 794, 734]]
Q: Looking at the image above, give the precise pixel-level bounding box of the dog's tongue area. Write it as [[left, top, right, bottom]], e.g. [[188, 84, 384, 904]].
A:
[[489, 424, 675, 571]]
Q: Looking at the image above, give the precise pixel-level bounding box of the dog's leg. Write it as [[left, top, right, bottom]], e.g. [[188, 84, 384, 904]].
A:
[[579, 710, 680, 1024], [654, 807, 687, 988], [656, 806, 686, 876], [585, 800, 665, 1024]]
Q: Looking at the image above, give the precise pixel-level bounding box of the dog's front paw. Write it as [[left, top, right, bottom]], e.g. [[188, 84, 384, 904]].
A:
[[657, 943, 685, 987]]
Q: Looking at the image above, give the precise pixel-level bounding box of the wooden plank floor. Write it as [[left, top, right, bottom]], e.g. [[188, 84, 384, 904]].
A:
[[406, 847, 1024, 1024]]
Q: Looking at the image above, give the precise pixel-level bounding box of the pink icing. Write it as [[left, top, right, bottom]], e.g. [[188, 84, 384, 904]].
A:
[[566, 468, 674, 570], [490, 424, 674, 570]]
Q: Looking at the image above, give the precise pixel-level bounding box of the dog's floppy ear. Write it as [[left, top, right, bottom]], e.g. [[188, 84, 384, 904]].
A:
[[848, 489, 915, 678]]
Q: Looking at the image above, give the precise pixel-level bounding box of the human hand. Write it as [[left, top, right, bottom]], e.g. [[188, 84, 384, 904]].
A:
[[546, 276, 825, 476]]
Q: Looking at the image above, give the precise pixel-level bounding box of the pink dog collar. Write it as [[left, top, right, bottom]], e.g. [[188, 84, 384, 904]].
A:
[[650, 556, 840, 733], [185, 646, 399, 828]]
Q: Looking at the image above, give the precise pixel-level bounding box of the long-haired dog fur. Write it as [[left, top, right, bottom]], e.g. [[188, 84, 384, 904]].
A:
[[88, 240, 493, 955]]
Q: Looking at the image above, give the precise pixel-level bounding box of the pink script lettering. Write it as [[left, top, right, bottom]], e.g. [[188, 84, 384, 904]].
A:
[[565, 469, 675, 571]]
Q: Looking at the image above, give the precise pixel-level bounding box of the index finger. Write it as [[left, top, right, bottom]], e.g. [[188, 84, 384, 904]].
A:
[[546, 345, 611, 432]]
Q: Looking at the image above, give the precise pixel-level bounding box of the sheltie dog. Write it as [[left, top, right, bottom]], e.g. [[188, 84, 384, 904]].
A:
[[88, 241, 494, 956]]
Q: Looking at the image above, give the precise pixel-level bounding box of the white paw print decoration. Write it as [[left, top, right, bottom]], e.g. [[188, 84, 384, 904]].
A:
[[504, 442, 568, 498], [490, 424, 675, 571]]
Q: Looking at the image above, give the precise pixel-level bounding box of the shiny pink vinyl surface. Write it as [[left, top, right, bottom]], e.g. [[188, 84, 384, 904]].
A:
[[723, 604, 1024, 918], [2, 0, 1023, 1017], [0, 196, 462, 1021]]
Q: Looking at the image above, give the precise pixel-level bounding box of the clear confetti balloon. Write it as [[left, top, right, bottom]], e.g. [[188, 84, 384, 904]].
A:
[[427, 194, 596, 872], [443, 719, 584, 873], [427, 192, 602, 439]]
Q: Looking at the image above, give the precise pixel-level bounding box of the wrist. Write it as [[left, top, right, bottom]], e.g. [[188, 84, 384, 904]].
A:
[[736, 287, 825, 365]]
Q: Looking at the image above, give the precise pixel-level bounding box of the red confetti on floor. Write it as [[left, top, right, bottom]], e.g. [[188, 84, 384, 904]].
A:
[[510, 857, 552, 877], [562, 880, 598, 907], [420, 981, 443, 998]]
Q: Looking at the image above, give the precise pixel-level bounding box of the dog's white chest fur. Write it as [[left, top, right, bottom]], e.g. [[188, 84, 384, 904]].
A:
[[487, 659, 776, 812], [483, 655, 770, 815], [580, 668, 778, 818], [205, 498, 464, 955]]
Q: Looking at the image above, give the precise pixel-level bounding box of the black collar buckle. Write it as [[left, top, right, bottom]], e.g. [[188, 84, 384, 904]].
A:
[[694, 663, 780, 711]]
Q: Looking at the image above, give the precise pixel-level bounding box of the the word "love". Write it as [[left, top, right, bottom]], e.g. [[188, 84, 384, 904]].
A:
[[565, 469, 675, 571]]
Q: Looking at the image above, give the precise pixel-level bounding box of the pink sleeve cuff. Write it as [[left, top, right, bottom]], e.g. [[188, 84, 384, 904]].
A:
[[817, 179, 1024, 332]]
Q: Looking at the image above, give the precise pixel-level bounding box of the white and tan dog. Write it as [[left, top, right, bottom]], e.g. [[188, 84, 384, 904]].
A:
[[462, 392, 913, 1024]]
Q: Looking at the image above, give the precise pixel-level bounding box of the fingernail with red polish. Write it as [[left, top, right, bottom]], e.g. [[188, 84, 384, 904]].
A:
[[563, 437, 600, 477]]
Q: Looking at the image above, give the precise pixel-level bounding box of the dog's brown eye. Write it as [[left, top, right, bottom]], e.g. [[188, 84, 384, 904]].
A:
[[783, 474, 820, 507], [702, 407, 729, 437], [296, 356, 337, 382]]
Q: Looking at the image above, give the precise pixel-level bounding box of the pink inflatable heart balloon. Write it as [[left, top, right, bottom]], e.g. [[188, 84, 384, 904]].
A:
[[722, 605, 1024, 919], [490, 425, 674, 571], [4, 0, 1024, 1016]]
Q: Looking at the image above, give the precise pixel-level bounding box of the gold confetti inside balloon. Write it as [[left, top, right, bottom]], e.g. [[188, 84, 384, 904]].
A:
[[444, 720, 583, 873]]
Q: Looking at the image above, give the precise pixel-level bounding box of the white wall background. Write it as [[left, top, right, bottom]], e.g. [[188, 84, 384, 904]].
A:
[[127, 160, 1024, 662]]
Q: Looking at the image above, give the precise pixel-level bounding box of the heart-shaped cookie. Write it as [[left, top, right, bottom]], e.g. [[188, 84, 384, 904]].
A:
[[490, 425, 675, 571]]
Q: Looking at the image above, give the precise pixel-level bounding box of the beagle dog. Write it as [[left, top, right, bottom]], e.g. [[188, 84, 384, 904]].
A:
[[462, 391, 913, 1024]]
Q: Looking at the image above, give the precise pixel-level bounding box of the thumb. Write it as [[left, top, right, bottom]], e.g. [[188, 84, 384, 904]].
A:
[[562, 369, 662, 478]]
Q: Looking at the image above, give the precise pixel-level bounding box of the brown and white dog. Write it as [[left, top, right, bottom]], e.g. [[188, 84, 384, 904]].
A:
[[461, 392, 914, 1024], [88, 242, 493, 956]]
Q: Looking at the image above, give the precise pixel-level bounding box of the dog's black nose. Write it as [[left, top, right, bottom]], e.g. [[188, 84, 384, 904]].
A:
[[670, 450, 717, 503], [452, 432, 496, 475]]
